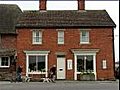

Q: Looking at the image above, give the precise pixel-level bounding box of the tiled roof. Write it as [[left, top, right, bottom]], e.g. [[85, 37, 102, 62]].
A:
[[0, 4, 22, 34], [16, 10, 116, 28], [0, 48, 16, 56]]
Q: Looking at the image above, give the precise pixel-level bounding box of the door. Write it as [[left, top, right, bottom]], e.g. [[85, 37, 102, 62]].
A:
[[57, 57, 65, 79]]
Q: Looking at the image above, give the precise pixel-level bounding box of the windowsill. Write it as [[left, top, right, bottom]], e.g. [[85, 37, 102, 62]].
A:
[[77, 72, 95, 74], [58, 43, 64, 45], [80, 42, 90, 45], [32, 43, 42, 45], [0, 66, 9, 68], [28, 72, 46, 74], [58, 44, 64, 45]]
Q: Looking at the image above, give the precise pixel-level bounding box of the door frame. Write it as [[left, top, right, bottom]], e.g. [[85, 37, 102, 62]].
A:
[[56, 57, 66, 79]]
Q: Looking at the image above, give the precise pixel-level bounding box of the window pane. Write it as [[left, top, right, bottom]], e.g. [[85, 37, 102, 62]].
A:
[[58, 37, 64, 42], [77, 56, 84, 72], [38, 56, 45, 72], [77, 55, 93, 72], [35, 31, 39, 36], [58, 31, 64, 44], [28, 56, 45, 72], [29, 56, 36, 72], [32, 31, 42, 44], [80, 31, 89, 43], [36, 37, 40, 42], [58, 31, 64, 37], [1, 57, 9, 66], [86, 55, 93, 71]]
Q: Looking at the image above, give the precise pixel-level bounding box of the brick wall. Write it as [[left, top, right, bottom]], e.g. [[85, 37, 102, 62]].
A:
[[1, 34, 17, 49], [16, 28, 114, 80]]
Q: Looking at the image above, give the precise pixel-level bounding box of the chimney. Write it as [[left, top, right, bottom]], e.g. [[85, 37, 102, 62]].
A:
[[39, 0, 46, 10], [78, 0, 85, 10]]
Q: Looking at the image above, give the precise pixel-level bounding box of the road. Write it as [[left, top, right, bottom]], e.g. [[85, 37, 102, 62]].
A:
[[0, 81, 119, 90]]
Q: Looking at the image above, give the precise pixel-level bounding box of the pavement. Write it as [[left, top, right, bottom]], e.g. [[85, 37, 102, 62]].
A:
[[0, 80, 119, 90], [0, 79, 119, 84]]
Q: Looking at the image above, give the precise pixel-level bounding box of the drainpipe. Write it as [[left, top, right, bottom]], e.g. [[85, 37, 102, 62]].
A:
[[112, 29, 115, 80]]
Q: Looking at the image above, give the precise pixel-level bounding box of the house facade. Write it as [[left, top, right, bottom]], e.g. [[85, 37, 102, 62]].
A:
[[16, 0, 116, 80], [0, 4, 22, 80], [0, 0, 116, 81]]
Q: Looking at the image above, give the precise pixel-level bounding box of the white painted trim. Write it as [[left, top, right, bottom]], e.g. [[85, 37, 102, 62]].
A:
[[45, 55, 48, 77], [93, 55, 97, 80], [79, 29, 91, 31], [74, 55, 77, 80], [58, 31, 64, 45], [71, 49, 99, 54], [24, 50, 50, 55], [0, 57, 10, 68], [26, 55, 29, 76], [28, 72, 46, 74], [73, 50, 98, 80], [24, 50, 50, 77], [32, 30, 42, 45]]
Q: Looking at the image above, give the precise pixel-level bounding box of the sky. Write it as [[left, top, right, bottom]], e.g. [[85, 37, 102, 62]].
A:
[[0, 0, 119, 62]]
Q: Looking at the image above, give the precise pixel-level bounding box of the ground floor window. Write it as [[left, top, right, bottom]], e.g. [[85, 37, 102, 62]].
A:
[[0, 57, 10, 67], [28, 55, 45, 72], [77, 55, 93, 72]]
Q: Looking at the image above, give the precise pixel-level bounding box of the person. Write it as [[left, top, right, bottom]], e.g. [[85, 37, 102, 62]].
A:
[[49, 65, 56, 83], [16, 65, 22, 82]]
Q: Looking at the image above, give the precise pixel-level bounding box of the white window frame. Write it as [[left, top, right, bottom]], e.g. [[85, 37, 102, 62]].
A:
[[28, 55, 46, 73], [71, 49, 99, 80], [80, 30, 89, 44], [58, 30, 64, 44], [0, 57, 10, 68], [76, 55, 94, 73], [24, 50, 50, 77], [102, 60, 107, 69], [32, 30, 42, 44]]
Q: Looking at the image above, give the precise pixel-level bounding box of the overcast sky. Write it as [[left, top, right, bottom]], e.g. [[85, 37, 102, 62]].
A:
[[0, 0, 119, 62]]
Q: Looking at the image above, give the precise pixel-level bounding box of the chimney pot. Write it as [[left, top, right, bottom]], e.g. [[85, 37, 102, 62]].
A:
[[39, 0, 46, 10], [78, 0, 85, 10]]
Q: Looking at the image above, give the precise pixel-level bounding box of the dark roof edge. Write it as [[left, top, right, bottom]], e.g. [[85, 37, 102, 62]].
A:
[[15, 25, 115, 29], [0, 33, 17, 35], [104, 10, 116, 28]]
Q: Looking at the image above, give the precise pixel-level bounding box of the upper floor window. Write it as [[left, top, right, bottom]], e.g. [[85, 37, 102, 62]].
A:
[[80, 30, 89, 44], [32, 30, 42, 44], [58, 31, 64, 44], [0, 57, 10, 68]]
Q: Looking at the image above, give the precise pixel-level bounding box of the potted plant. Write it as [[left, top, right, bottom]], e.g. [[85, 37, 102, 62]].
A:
[[79, 70, 95, 81]]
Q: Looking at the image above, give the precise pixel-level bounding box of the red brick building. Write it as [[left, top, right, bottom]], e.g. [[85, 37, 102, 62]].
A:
[[0, 0, 116, 81]]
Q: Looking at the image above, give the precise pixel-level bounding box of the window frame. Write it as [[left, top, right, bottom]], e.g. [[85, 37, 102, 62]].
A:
[[32, 30, 42, 45], [24, 50, 50, 77], [0, 57, 10, 68], [80, 30, 90, 44], [28, 55, 46, 73], [77, 55, 94, 73], [57, 30, 64, 44]]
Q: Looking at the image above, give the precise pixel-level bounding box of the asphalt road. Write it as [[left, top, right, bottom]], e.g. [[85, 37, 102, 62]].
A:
[[0, 81, 119, 90]]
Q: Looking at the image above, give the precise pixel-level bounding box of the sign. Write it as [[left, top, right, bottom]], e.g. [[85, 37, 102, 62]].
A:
[[67, 59, 72, 70]]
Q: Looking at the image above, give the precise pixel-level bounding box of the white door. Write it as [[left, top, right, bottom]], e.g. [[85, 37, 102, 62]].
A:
[[57, 57, 65, 79]]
